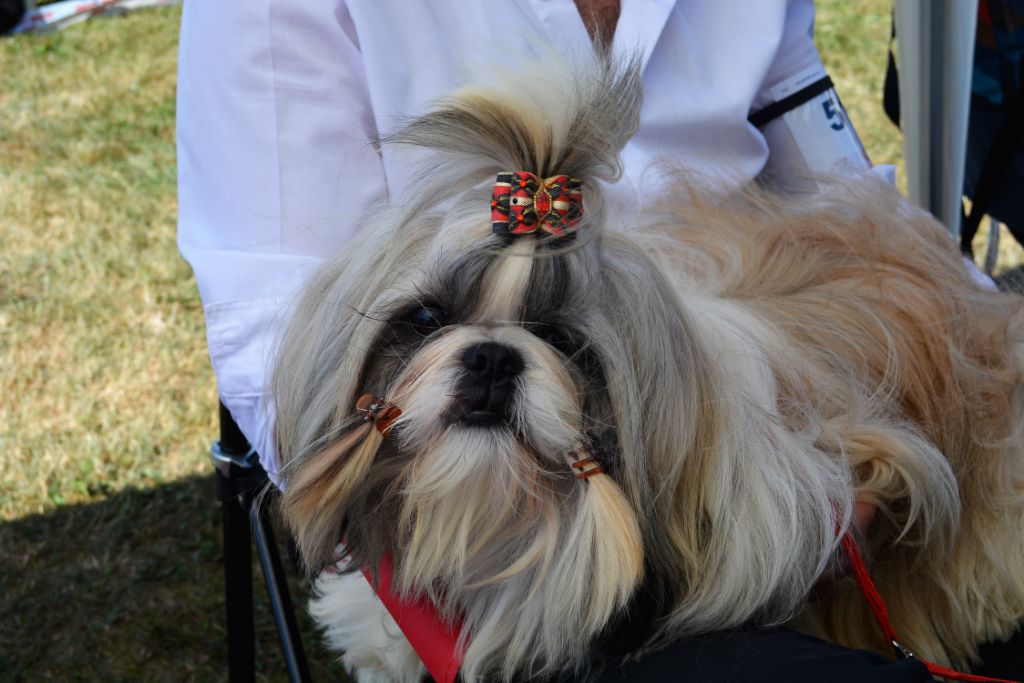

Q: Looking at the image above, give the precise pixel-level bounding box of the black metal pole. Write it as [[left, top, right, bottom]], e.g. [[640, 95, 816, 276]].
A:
[[213, 401, 313, 683], [220, 478, 256, 683], [251, 499, 312, 683], [213, 401, 260, 683]]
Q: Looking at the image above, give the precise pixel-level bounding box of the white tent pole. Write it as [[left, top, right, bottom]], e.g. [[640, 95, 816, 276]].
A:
[[894, 0, 978, 238]]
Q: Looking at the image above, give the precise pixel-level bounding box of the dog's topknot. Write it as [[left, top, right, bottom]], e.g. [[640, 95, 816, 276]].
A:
[[386, 50, 642, 188]]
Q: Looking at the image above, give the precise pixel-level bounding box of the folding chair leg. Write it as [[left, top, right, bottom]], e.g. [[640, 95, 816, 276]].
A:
[[220, 477, 256, 683], [252, 498, 312, 683], [213, 400, 311, 683]]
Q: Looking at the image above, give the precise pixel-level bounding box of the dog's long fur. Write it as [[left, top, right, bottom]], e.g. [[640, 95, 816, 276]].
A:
[[272, 52, 1024, 681]]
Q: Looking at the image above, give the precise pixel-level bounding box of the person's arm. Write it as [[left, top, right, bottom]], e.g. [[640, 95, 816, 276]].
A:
[[751, 0, 876, 188], [752, 0, 994, 288], [176, 0, 387, 484]]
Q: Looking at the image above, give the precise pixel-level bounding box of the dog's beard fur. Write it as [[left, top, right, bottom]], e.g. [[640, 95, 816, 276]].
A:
[[272, 53, 1024, 681]]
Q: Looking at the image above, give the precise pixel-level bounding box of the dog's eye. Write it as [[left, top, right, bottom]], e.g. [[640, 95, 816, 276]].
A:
[[532, 324, 577, 356], [404, 305, 448, 336]]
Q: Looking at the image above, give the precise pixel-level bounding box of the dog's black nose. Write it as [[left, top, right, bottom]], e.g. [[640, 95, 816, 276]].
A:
[[461, 342, 523, 382], [454, 343, 523, 425]]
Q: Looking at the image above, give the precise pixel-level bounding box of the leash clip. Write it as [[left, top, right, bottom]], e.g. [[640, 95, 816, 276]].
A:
[[891, 639, 915, 660]]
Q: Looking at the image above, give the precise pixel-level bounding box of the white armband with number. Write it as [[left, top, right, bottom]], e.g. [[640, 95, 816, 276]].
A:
[[752, 66, 871, 187]]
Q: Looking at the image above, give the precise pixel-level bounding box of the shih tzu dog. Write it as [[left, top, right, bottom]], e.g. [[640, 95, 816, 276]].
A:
[[270, 54, 1024, 682]]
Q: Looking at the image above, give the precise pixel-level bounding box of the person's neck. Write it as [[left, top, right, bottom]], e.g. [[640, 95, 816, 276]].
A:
[[574, 0, 621, 45]]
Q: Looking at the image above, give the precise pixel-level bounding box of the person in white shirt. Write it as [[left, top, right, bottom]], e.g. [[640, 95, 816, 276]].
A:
[[177, 0, 875, 488]]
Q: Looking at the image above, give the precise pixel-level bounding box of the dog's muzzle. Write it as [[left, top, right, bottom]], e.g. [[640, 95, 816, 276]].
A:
[[451, 342, 523, 426]]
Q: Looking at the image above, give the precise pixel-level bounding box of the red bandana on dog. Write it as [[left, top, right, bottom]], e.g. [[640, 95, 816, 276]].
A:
[[491, 171, 583, 237]]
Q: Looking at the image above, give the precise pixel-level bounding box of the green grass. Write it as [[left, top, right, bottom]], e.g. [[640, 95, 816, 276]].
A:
[[0, 7, 204, 520], [0, 8, 345, 681], [816, 1, 903, 171], [0, 3, 1021, 682]]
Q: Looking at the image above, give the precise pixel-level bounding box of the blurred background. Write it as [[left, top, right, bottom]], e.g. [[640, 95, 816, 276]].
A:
[[1, 1, 1022, 681]]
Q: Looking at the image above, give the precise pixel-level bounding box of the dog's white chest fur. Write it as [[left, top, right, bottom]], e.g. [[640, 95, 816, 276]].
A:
[[311, 570, 423, 683]]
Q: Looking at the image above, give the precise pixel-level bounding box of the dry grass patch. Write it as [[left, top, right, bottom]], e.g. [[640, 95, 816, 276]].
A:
[[1, 8, 343, 681], [0, 8, 213, 519]]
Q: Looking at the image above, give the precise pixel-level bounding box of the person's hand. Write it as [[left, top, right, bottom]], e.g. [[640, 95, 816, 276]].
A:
[[810, 497, 880, 595], [853, 499, 877, 536]]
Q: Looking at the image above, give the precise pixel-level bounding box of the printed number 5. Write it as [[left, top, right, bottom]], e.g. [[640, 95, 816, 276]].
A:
[[823, 99, 845, 131]]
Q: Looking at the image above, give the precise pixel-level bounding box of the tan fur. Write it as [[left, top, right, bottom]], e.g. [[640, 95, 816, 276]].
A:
[[639, 178, 1024, 666], [284, 421, 380, 572]]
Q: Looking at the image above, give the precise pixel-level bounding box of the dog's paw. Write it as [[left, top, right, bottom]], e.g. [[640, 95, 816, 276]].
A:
[[310, 568, 425, 683]]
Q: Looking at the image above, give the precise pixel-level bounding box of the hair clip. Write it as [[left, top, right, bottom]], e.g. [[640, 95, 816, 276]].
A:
[[491, 171, 583, 238], [567, 443, 604, 480], [355, 393, 402, 435]]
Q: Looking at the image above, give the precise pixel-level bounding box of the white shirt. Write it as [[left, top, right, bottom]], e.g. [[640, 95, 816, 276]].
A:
[[177, 0, 832, 484]]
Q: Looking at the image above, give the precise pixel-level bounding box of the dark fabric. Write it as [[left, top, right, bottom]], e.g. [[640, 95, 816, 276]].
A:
[[962, 1, 1024, 253], [973, 0, 1024, 106], [963, 92, 1024, 249], [883, 13, 900, 128], [973, 627, 1024, 679], [0, 0, 25, 34], [587, 628, 932, 683]]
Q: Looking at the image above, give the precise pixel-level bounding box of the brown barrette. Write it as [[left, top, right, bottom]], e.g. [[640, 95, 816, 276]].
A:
[[567, 443, 604, 480], [355, 394, 402, 435]]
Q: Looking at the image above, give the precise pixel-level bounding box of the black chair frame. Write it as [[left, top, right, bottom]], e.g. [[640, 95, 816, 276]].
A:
[[212, 401, 312, 683]]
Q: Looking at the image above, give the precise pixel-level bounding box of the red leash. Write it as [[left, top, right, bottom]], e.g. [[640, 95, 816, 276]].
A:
[[364, 535, 1019, 682], [839, 531, 1021, 682]]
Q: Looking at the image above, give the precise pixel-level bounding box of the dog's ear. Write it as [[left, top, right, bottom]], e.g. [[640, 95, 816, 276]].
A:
[[385, 52, 641, 188], [271, 211, 438, 513], [592, 234, 851, 630], [280, 417, 383, 572], [588, 234, 709, 490]]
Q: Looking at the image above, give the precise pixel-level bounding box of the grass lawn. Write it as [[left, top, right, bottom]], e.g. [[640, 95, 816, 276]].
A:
[[0, 7, 344, 682], [0, 3, 1021, 682]]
